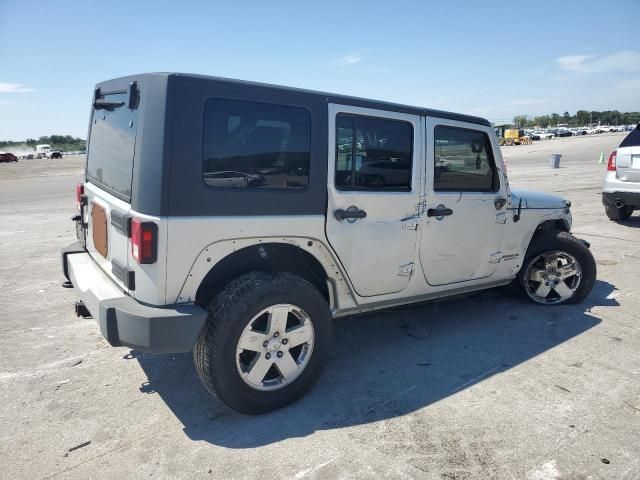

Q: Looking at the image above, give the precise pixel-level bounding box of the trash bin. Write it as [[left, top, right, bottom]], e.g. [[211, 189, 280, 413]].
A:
[[549, 153, 561, 168]]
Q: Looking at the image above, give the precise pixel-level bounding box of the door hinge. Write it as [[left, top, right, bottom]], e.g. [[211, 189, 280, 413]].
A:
[[489, 252, 502, 264], [495, 212, 507, 224], [398, 263, 414, 276]]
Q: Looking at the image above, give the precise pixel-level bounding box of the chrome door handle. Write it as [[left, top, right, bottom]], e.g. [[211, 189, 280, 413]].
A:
[[494, 197, 507, 210], [335, 207, 367, 221]]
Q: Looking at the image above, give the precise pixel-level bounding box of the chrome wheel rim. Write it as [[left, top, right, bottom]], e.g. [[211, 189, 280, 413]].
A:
[[235, 304, 315, 391], [524, 250, 582, 305]]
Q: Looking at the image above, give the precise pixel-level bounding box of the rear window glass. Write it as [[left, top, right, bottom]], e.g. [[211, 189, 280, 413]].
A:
[[202, 99, 311, 189], [86, 92, 138, 200]]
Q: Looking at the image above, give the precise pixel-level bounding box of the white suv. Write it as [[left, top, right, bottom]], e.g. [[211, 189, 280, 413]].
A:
[[603, 125, 640, 220], [61, 73, 596, 413]]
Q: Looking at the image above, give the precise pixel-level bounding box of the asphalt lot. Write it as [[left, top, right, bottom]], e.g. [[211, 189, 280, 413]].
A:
[[1, 133, 639, 480]]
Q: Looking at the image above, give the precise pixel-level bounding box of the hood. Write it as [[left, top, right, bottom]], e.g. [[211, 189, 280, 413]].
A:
[[510, 189, 567, 209]]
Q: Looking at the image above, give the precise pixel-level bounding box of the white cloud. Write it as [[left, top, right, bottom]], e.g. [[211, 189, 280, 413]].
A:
[[556, 51, 640, 73], [0, 82, 35, 93], [333, 54, 364, 67]]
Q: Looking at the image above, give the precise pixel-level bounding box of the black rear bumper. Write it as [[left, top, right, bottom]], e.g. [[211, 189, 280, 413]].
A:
[[602, 191, 640, 208]]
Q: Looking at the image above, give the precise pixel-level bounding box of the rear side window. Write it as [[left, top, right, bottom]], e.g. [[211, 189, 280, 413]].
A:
[[203, 99, 311, 189], [335, 114, 413, 191], [433, 126, 499, 192], [87, 92, 138, 201]]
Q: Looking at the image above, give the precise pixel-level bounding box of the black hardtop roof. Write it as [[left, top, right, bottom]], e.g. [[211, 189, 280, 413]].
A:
[[103, 72, 491, 127]]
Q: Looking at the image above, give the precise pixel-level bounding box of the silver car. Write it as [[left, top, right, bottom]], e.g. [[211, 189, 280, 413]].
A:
[[603, 125, 640, 220]]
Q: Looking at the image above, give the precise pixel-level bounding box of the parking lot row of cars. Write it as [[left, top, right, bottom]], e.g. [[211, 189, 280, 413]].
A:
[[525, 125, 633, 140]]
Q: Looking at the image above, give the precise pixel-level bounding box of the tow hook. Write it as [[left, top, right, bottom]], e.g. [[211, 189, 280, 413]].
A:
[[75, 301, 93, 319]]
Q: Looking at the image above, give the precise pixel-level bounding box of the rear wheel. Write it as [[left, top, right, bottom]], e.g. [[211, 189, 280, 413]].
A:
[[605, 204, 633, 221], [505, 138, 514, 146], [193, 271, 332, 414], [517, 230, 596, 305]]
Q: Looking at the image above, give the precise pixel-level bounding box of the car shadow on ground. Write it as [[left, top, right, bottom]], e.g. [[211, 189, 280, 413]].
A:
[[618, 216, 640, 228], [131, 280, 616, 448]]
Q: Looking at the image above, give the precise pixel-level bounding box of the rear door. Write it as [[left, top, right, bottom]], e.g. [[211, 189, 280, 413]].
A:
[[84, 87, 138, 293], [325, 104, 423, 297]]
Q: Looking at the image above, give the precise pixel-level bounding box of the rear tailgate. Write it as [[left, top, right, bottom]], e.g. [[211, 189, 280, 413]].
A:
[[616, 126, 640, 182], [85, 86, 138, 294]]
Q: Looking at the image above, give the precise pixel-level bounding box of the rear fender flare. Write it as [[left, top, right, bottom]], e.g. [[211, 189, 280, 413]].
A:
[[175, 237, 356, 313]]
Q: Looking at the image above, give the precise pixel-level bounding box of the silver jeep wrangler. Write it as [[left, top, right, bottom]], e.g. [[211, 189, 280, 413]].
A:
[[62, 73, 596, 413]]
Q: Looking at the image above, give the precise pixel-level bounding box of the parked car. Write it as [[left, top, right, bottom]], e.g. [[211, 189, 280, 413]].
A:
[[602, 124, 640, 220], [556, 129, 573, 137], [0, 152, 18, 163], [527, 132, 541, 141], [48, 150, 63, 159], [61, 73, 596, 414], [535, 131, 554, 139]]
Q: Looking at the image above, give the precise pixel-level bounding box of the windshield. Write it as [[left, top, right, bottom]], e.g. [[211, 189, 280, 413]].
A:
[[86, 91, 138, 201]]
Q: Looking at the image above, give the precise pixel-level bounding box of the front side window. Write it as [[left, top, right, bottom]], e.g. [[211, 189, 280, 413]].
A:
[[203, 99, 311, 189], [335, 114, 413, 191], [434, 126, 499, 192]]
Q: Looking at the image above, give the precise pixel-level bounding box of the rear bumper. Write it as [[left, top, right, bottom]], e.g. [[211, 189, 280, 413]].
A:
[[602, 191, 640, 208], [61, 243, 207, 353]]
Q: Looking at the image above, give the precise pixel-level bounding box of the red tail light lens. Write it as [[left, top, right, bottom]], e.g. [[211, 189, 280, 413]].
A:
[[607, 151, 617, 171], [131, 218, 157, 264], [76, 183, 84, 210]]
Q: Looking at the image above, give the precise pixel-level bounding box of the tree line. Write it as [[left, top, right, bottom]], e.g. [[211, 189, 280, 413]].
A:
[[512, 110, 640, 128], [0, 135, 86, 152]]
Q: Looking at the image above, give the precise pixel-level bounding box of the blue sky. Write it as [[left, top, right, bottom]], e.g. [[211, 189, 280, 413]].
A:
[[1, 0, 638, 140]]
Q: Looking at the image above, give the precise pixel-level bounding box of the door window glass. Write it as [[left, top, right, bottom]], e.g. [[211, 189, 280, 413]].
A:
[[434, 126, 499, 192], [335, 114, 412, 191]]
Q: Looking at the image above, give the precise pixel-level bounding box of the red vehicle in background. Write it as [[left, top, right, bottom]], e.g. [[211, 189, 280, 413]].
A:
[[0, 153, 18, 163]]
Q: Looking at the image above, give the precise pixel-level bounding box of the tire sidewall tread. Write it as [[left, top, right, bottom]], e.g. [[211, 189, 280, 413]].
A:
[[194, 271, 332, 414], [518, 230, 597, 305]]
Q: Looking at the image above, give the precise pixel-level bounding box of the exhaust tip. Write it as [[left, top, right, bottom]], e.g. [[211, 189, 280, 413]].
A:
[[614, 199, 624, 208]]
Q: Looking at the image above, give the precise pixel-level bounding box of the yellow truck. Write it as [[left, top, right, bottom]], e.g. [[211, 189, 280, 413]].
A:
[[495, 126, 531, 146]]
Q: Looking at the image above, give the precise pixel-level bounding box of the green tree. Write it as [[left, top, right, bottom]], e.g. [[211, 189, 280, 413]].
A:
[[550, 113, 560, 127], [513, 115, 529, 127], [575, 110, 590, 126], [563, 111, 571, 125]]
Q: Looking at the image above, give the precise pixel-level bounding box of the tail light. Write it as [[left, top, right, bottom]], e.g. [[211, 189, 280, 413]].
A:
[[607, 151, 617, 171], [131, 218, 157, 264], [76, 183, 84, 210]]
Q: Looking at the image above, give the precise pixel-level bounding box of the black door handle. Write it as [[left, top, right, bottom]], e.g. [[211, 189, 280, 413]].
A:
[[335, 208, 367, 221], [427, 207, 453, 217]]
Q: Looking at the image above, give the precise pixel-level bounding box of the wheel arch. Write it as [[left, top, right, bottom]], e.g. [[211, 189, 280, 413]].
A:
[[179, 239, 355, 313], [535, 218, 570, 234]]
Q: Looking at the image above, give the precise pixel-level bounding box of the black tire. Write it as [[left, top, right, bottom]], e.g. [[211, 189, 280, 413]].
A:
[[193, 271, 332, 414], [605, 204, 632, 221], [516, 230, 596, 305]]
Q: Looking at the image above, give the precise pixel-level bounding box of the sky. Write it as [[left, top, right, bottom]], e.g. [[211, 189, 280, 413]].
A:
[[0, 0, 639, 140]]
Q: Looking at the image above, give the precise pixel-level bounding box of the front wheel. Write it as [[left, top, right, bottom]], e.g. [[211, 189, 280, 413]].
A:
[[517, 230, 596, 305], [193, 271, 332, 414]]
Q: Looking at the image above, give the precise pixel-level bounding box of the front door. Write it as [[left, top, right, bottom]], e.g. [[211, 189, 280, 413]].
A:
[[325, 104, 423, 297], [420, 118, 507, 286]]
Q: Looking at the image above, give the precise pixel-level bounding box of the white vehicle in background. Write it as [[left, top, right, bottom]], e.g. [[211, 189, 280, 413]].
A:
[[536, 131, 554, 139], [35, 144, 62, 159], [36, 144, 52, 158], [603, 125, 640, 220]]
